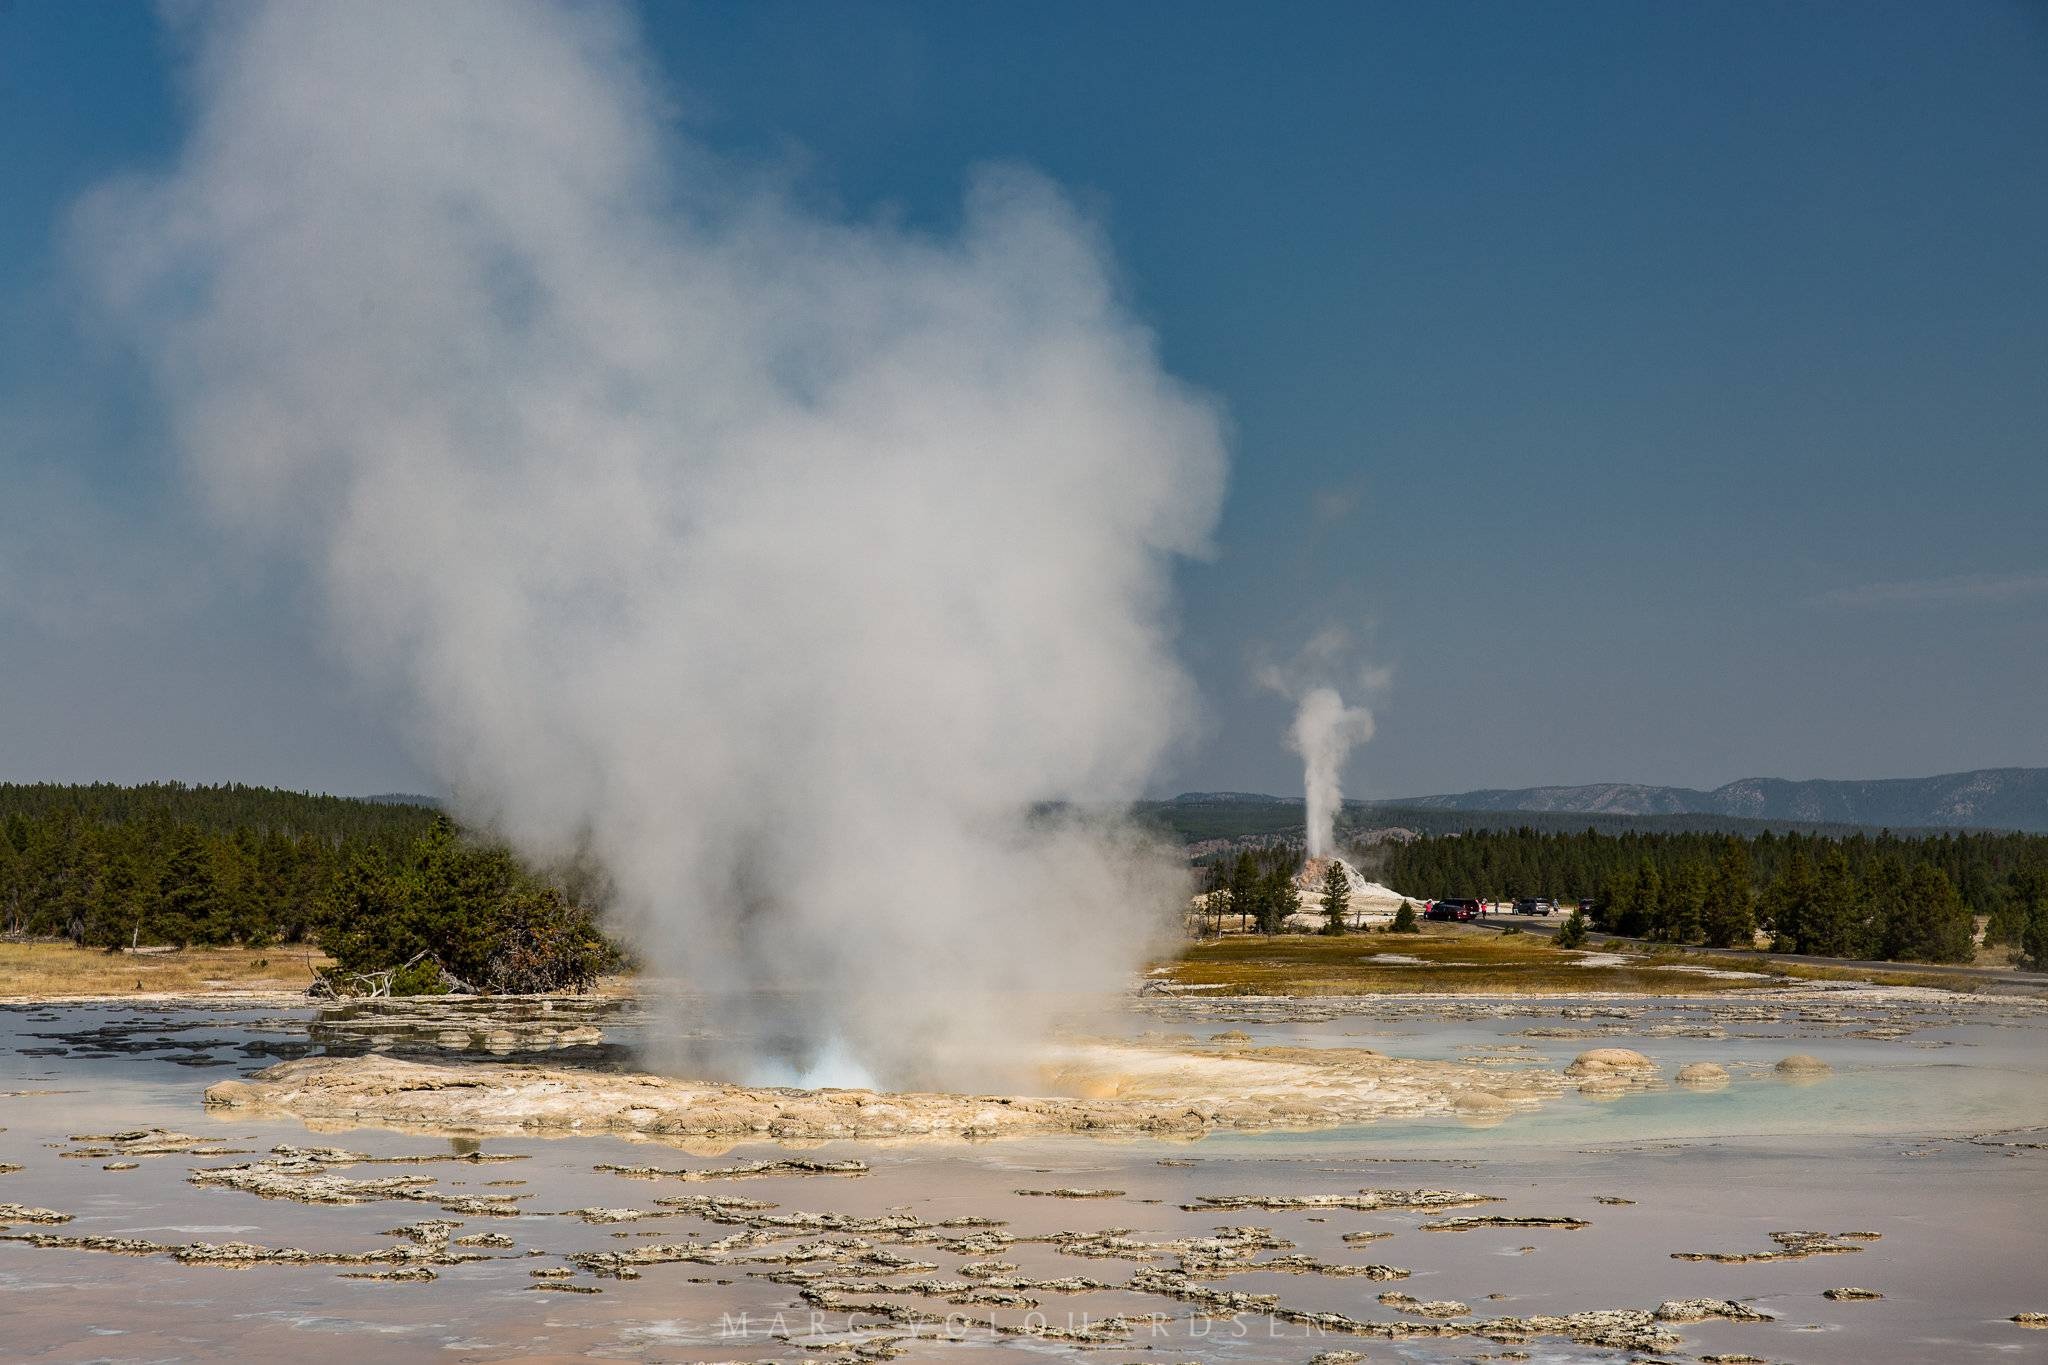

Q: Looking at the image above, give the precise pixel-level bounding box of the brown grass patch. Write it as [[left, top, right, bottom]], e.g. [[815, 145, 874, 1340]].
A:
[[1156, 927, 2002, 996], [1662, 948, 1984, 993], [1157, 926, 1787, 996], [0, 942, 330, 1000]]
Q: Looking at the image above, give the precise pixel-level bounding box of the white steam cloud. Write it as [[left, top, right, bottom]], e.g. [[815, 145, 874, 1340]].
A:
[[1288, 688, 1374, 859], [75, 1, 1226, 1088], [1259, 630, 1380, 859]]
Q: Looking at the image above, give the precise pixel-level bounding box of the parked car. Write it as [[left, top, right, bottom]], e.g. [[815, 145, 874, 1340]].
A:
[[1512, 897, 1556, 916], [1577, 898, 1597, 916], [1425, 897, 1484, 922]]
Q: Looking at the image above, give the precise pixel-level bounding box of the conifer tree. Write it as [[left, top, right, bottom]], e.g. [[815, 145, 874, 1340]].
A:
[[1862, 855, 1908, 960], [1594, 864, 1634, 933], [1613, 858, 1659, 938], [1766, 846, 1817, 952], [1801, 847, 1863, 958], [2023, 900, 2048, 972], [1661, 859, 1707, 943], [1885, 863, 1975, 963], [1984, 889, 2027, 949], [1257, 863, 1299, 935], [0, 832, 17, 937], [155, 825, 218, 948], [1226, 852, 1260, 934], [1702, 840, 1756, 948], [85, 846, 146, 949], [2007, 867, 2048, 968], [1320, 860, 1350, 935]]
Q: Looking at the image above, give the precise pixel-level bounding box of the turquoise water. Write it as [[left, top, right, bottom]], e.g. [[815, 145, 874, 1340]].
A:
[[2, 990, 2044, 1364]]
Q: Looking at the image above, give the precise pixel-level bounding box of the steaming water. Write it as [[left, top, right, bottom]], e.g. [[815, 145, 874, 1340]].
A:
[[741, 1035, 880, 1091], [4, 989, 2044, 1363]]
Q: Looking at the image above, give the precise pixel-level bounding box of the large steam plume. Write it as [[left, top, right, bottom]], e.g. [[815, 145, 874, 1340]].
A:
[[75, 1, 1226, 1088]]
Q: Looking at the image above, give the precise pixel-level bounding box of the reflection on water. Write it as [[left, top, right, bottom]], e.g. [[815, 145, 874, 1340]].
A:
[[1, 988, 2044, 1363]]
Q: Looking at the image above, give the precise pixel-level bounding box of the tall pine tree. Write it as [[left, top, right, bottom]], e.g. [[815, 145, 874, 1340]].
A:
[[1703, 840, 1756, 948], [1320, 860, 1350, 935], [1884, 864, 1974, 963]]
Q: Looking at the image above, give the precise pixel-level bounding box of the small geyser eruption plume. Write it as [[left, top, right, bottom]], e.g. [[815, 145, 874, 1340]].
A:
[[1260, 630, 1380, 859], [1288, 687, 1375, 859], [75, 1, 1226, 1090]]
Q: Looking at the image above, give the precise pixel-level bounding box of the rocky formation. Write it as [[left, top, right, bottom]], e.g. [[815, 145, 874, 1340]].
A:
[[1565, 1047, 1662, 1096], [307, 997, 622, 1056], [1421, 1214, 1589, 1232], [0, 1142, 1829, 1361], [1776, 1053, 1833, 1077], [205, 1040, 1567, 1140], [1653, 1298, 1774, 1323], [61, 1128, 251, 1160], [0, 1204, 72, 1225], [1184, 1189, 1498, 1214], [1027, 1225, 1293, 1268], [2, 1213, 504, 1277], [185, 1146, 527, 1216], [1565, 1047, 1655, 1075], [1379, 1290, 1470, 1317], [1672, 1229, 1879, 1263], [593, 1158, 867, 1181]]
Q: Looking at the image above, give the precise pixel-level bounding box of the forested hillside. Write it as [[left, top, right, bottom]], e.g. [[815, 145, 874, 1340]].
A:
[[0, 783, 611, 991], [0, 783, 438, 849], [0, 784, 440, 945], [1383, 825, 2048, 964]]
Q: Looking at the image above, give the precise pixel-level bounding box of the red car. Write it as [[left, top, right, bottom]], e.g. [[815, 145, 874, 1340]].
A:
[[1425, 898, 1484, 922]]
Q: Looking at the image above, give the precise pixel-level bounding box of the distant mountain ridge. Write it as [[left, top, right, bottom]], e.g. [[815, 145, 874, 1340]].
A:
[[1141, 796, 1900, 845], [1168, 791, 1299, 805], [1383, 767, 2048, 833]]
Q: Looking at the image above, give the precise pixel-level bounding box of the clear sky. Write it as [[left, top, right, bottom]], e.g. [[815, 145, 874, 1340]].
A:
[[2, 1, 2044, 800]]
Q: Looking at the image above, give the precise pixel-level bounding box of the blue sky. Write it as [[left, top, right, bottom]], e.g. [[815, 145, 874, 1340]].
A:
[[2, 1, 2045, 799]]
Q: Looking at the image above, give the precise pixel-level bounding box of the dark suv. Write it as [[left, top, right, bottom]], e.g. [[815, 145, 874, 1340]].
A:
[[1425, 898, 1483, 921]]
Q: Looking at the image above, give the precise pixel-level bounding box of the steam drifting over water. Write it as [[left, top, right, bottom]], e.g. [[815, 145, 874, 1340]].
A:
[[76, 0, 1226, 1089]]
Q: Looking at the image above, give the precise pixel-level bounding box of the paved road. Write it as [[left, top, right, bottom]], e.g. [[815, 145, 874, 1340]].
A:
[[1476, 913, 2048, 993]]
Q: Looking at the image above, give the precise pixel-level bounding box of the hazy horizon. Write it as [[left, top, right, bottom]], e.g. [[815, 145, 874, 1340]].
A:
[[11, 761, 2047, 809]]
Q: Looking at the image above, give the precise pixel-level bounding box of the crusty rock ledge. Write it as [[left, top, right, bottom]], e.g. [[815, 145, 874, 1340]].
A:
[[204, 1042, 1567, 1140]]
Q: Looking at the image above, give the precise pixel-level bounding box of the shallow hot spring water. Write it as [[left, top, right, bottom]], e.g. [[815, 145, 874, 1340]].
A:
[[2, 988, 2045, 1364]]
